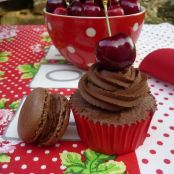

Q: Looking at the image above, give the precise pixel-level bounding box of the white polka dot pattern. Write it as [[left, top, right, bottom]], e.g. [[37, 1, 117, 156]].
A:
[[60, 165, 66, 170], [45, 150, 50, 154], [55, 143, 60, 147], [52, 157, 57, 162], [0, 25, 48, 103], [72, 144, 78, 148], [135, 23, 174, 68], [2, 164, 8, 169], [86, 27, 96, 37], [33, 157, 39, 161], [26, 149, 32, 154], [15, 156, 20, 161], [136, 77, 174, 174], [67, 46, 75, 53], [41, 165, 46, 169], [20, 143, 26, 147], [133, 22, 139, 32], [21, 164, 27, 169]]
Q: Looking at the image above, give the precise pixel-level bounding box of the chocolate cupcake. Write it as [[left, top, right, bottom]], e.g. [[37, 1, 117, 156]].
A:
[[70, 33, 157, 155]]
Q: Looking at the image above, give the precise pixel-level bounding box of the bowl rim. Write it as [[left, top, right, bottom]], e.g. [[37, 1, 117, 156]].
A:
[[44, 6, 145, 19]]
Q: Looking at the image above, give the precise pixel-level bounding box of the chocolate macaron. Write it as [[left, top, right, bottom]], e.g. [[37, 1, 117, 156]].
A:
[[17, 88, 70, 146]]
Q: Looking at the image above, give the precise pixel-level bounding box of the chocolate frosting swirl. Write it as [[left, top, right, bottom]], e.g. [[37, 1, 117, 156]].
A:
[[79, 63, 149, 111]]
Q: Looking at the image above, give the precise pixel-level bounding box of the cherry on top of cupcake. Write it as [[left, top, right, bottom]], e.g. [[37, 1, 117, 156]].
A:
[[96, 32, 136, 71], [46, 0, 141, 16]]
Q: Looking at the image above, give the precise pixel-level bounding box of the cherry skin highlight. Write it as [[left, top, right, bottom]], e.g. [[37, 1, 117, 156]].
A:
[[53, 7, 68, 15]]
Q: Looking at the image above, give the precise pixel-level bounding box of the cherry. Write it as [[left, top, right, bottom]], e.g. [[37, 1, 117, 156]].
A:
[[70, 0, 80, 4], [96, 33, 136, 70], [46, 0, 66, 13], [53, 7, 68, 15], [94, 0, 103, 8], [100, 5, 124, 16], [110, 0, 120, 5], [120, 0, 140, 15], [68, 2, 83, 16], [82, 1, 101, 17]]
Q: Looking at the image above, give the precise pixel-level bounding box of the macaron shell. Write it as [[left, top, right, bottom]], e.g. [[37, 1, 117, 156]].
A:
[[37, 93, 61, 146], [40, 95, 70, 146], [35, 93, 56, 145], [17, 88, 49, 143]]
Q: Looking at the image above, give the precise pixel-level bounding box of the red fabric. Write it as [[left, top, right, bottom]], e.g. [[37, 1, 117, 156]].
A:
[[117, 152, 140, 174], [139, 48, 174, 85], [0, 25, 75, 106], [0, 25, 140, 174]]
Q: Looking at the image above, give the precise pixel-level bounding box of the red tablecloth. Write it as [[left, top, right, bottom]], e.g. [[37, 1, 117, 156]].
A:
[[0, 25, 139, 174], [1, 24, 174, 174]]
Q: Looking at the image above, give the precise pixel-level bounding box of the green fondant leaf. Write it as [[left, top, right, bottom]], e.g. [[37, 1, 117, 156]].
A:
[[17, 64, 35, 73], [60, 151, 85, 174], [60, 149, 126, 174], [84, 149, 116, 171], [93, 161, 126, 174], [0, 52, 11, 57], [60, 151, 85, 167], [21, 72, 34, 79], [0, 98, 7, 109], [64, 166, 85, 174], [41, 36, 51, 42], [6, 38, 14, 42], [17, 61, 43, 79], [0, 57, 8, 62], [0, 71, 5, 80], [0, 52, 10, 62], [0, 71, 5, 76], [33, 63, 40, 69], [9, 100, 20, 111], [0, 154, 11, 163]]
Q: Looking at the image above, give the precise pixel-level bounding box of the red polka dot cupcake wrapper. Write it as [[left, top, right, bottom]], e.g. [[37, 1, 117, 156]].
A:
[[71, 106, 155, 155]]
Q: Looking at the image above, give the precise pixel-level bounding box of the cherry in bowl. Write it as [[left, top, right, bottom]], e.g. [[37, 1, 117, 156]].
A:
[[120, 0, 141, 15], [46, 0, 66, 13]]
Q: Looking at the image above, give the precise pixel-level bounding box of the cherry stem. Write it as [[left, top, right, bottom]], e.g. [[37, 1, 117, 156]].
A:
[[65, 0, 70, 7], [103, 0, 111, 36]]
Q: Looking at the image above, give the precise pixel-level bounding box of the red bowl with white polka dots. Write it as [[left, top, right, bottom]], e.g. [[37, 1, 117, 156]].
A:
[[44, 8, 145, 69]]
